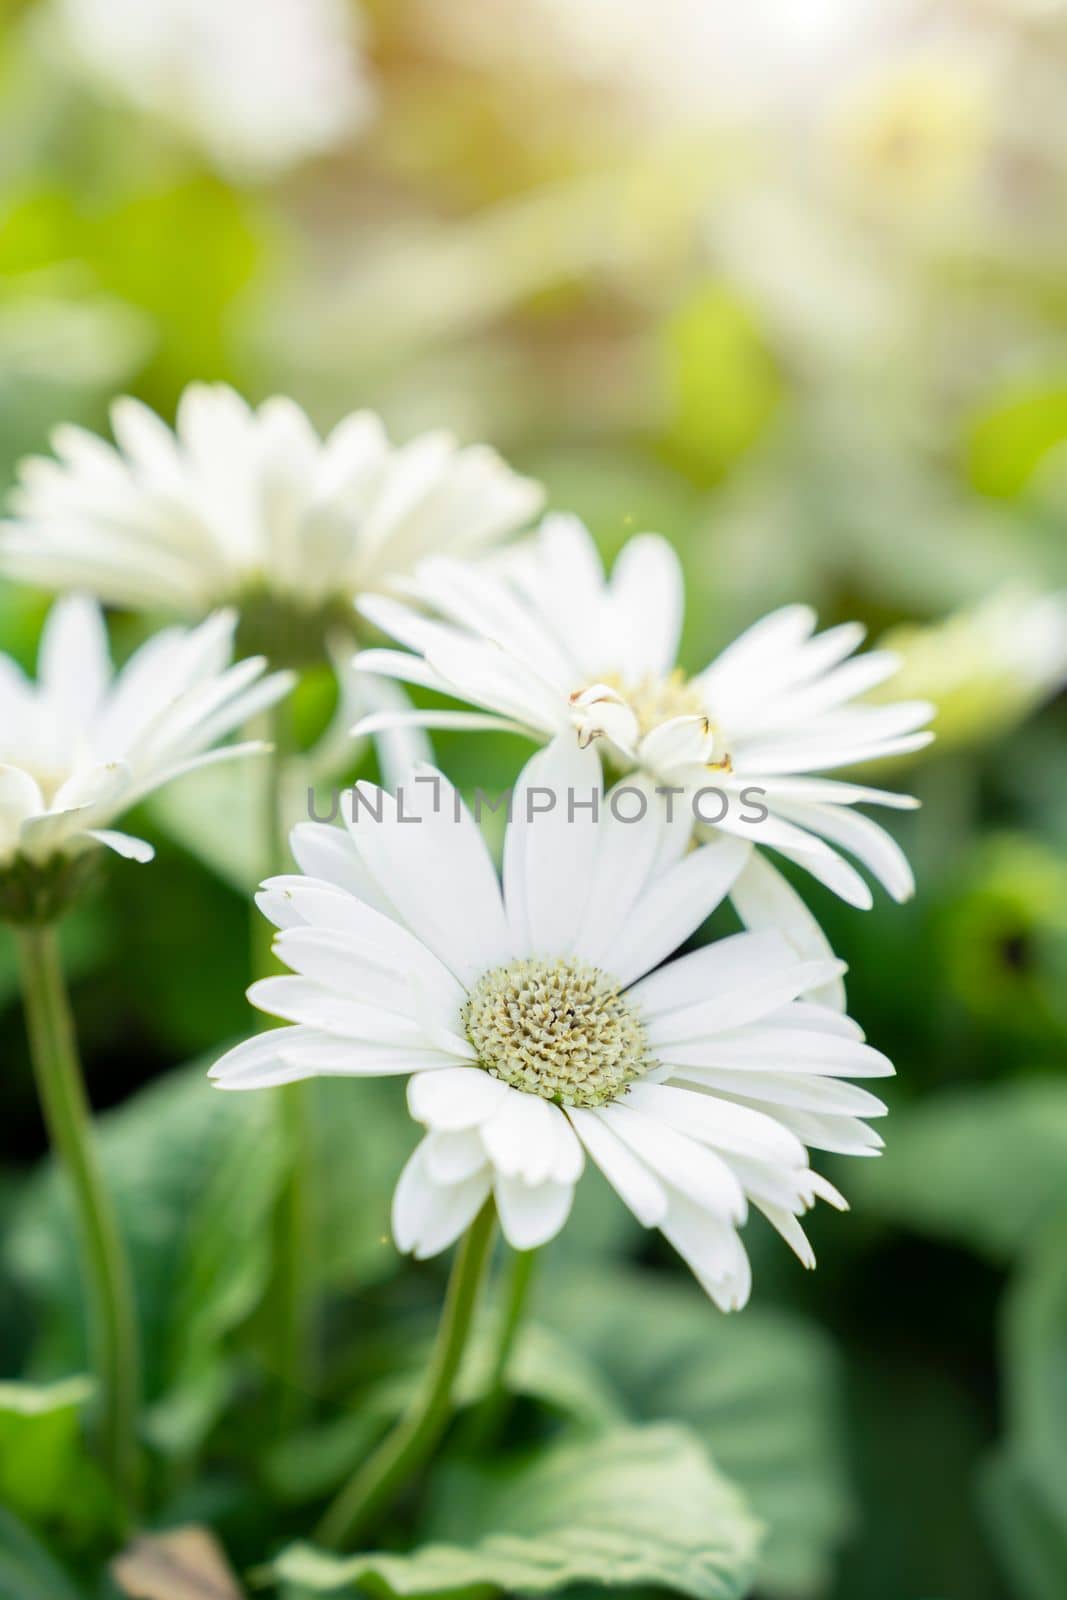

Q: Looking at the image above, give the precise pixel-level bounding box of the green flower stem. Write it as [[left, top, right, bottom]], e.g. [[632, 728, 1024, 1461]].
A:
[[258, 697, 316, 1424], [464, 1244, 538, 1449], [317, 1199, 498, 1551], [15, 923, 142, 1517]]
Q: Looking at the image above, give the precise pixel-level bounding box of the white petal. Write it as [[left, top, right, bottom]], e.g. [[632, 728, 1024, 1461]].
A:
[[289, 821, 395, 913], [494, 1174, 574, 1250], [503, 735, 603, 957], [423, 1129, 491, 1185], [608, 534, 684, 680], [393, 1140, 493, 1259], [773, 799, 916, 903], [623, 1081, 807, 1167], [596, 1102, 746, 1222], [38, 594, 112, 728], [601, 832, 750, 987], [658, 1189, 752, 1311], [479, 1090, 570, 1185], [85, 828, 154, 862], [568, 1107, 668, 1227], [407, 1066, 511, 1130], [632, 929, 844, 1035], [349, 769, 512, 987], [728, 850, 846, 1011], [657, 1025, 894, 1078]]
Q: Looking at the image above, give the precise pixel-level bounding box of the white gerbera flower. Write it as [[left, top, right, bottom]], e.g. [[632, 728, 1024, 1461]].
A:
[[50, 0, 374, 182], [353, 515, 934, 935], [0, 385, 544, 660], [0, 595, 292, 894], [210, 737, 892, 1310]]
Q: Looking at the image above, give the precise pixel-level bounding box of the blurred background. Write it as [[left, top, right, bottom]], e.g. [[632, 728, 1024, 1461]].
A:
[[1, 1, 1067, 1597]]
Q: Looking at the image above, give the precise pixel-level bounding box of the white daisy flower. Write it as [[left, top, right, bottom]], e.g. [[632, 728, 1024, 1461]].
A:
[[352, 515, 934, 953], [210, 737, 892, 1311], [0, 595, 292, 896], [50, 0, 374, 182], [0, 385, 544, 662]]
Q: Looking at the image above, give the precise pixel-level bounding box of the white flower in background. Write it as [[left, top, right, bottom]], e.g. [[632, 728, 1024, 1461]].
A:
[[415, 0, 884, 133], [50, 0, 374, 181], [874, 587, 1067, 749], [0, 596, 291, 870], [354, 516, 934, 923], [211, 738, 892, 1310], [0, 384, 544, 637]]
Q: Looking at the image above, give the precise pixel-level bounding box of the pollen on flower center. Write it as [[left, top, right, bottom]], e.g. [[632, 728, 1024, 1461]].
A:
[[462, 956, 655, 1108], [600, 669, 708, 737]]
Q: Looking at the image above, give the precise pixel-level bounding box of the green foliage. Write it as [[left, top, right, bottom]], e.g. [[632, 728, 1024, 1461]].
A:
[[938, 837, 1067, 1043], [983, 1219, 1067, 1600], [0, 1377, 95, 1525], [854, 1080, 1067, 1262], [0, 1508, 82, 1600], [5, 1062, 283, 1456], [307, 1076, 417, 1294], [966, 382, 1067, 499], [0, 180, 265, 408], [272, 1424, 761, 1600], [2, 4, 1067, 1593], [540, 1266, 851, 1598], [661, 284, 781, 487]]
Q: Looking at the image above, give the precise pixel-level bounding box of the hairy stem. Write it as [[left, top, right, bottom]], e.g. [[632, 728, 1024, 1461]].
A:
[[16, 923, 142, 1517]]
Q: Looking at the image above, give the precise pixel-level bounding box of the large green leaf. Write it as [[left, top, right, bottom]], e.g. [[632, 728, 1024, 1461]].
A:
[[4, 1061, 283, 1455], [540, 1266, 850, 1598], [853, 1080, 1067, 1262], [982, 1218, 1067, 1599], [0, 1507, 84, 1600], [272, 1424, 760, 1600], [0, 1377, 96, 1524]]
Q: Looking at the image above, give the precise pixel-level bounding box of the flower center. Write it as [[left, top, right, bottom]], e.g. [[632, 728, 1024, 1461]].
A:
[[600, 669, 707, 738], [463, 956, 654, 1108]]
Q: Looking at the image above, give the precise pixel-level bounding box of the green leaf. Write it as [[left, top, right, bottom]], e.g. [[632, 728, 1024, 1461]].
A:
[[5, 1061, 284, 1455], [0, 1506, 84, 1600], [853, 1080, 1067, 1262], [0, 179, 264, 404], [965, 381, 1067, 499], [983, 1453, 1067, 1600], [272, 1424, 761, 1600], [661, 283, 780, 486], [982, 1217, 1067, 1599], [541, 1266, 850, 1598], [309, 1077, 417, 1294], [0, 1377, 95, 1523]]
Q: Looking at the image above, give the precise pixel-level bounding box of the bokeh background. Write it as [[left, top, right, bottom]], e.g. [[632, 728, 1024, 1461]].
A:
[[1, 1, 1067, 1597]]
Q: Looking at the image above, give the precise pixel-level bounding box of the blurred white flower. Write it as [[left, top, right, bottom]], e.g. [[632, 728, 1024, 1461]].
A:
[[415, 0, 882, 134], [211, 737, 891, 1309], [50, 0, 374, 180], [822, 48, 998, 227], [1, 385, 543, 640], [354, 516, 933, 917], [0, 597, 291, 872], [875, 587, 1067, 748]]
